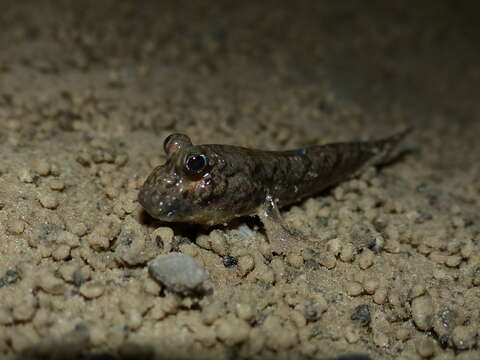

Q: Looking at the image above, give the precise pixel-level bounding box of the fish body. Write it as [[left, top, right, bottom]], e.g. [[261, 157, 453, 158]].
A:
[[138, 129, 411, 226]]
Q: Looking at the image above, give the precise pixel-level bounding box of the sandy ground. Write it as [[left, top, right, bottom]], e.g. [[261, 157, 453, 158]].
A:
[[0, 1, 479, 359]]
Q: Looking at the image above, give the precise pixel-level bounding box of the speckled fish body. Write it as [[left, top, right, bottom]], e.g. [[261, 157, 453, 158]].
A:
[[138, 129, 411, 226]]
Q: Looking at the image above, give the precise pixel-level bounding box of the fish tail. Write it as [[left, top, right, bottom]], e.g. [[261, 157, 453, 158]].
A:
[[369, 126, 414, 166]]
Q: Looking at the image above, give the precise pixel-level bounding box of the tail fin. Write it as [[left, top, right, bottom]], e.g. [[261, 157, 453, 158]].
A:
[[370, 127, 413, 167]]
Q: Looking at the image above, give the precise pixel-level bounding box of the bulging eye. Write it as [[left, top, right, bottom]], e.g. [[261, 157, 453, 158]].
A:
[[163, 134, 193, 155], [184, 151, 208, 176]]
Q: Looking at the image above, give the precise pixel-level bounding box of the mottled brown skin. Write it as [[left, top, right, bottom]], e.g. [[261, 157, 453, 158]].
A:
[[138, 129, 411, 229]]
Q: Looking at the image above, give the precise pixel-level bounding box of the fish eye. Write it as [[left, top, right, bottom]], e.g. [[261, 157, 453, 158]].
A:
[[164, 134, 193, 156], [184, 151, 208, 176]]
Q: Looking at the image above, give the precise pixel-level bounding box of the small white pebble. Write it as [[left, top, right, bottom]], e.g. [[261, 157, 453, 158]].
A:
[[326, 238, 342, 255], [57, 231, 80, 248], [451, 326, 476, 350], [196, 234, 211, 250], [344, 325, 360, 344], [80, 281, 105, 299], [460, 240, 473, 259], [143, 278, 162, 296], [125, 310, 143, 330], [238, 255, 255, 276], [358, 249, 374, 269], [87, 233, 110, 250], [70, 222, 88, 237], [317, 254, 336, 269], [49, 179, 65, 191], [396, 328, 410, 341], [384, 239, 400, 253], [411, 293, 434, 331], [6, 219, 25, 235], [12, 297, 37, 322], [52, 244, 71, 261], [37, 273, 65, 295], [35, 159, 51, 176], [38, 192, 58, 209], [416, 338, 436, 358], [373, 332, 389, 348], [151, 227, 174, 252], [445, 255, 462, 268], [410, 283, 426, 299], [0, 306, 13, 325], [105, 186, 119, 199], [429, 252, 446, 265], [373, 288, 388, 305], [210, 230, 229, 256], [363, 279, 379, 294], [340, 243, 355, 262], [345, 281, 363, 296], [215, 316, 251, 346], [287, 253, 304, 269], [18, 168, 34, 183], [235, 303, 254, 321]]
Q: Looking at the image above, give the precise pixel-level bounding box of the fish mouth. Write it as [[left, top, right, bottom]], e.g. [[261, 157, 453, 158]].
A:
[[138, 186, 188, 221], [138, 186, 164, 219]]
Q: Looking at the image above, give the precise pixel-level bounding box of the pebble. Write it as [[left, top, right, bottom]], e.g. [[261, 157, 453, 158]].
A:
[[346, 282, 364, 296], [35, 159, 51, 176], [0, 306, 13, 325], [350, 304, 371, 326], [340, 243, 355, 262], [38, 192, 58, 209], [143, 278, 162, 296], [37, 273, 65, 295], [6, 219, 25, 235], [410, 283, 426, 299], [70, 222, 88, 237], [373, 332, 389, 347], [373, 288, 388, 305], [12, 297, 37, 322], [411, 293, 434, 331], [57, 231, 80, 247], [237, 254, 255, 276], [150, 227, 174, 252], [358, 249, 374, 269], [263, 316, 299, 349], [87, 233, 110, 250], [105, 186, 119, 199], [89, 327, 108, 347], [49, 179, 65, 191], [317, 254, 336, 269], [451, 326, 476, 350], [384, 239, 401, 254], [344, 325, 360, 344], [18, 168, 34, 183], [148, 253, 209, 295], [80, 281, 105, 299], [396, 328, 410, 341], [445, 255, 462, 268], [222, 255, 238, 268], [125, 310, 143, 330], [52, 244, 71, 261], [460, 240, 473, 259], [210, 230, 229, 256], [287, 253, 304, 269], [429, 251, 446, 265], [214, 315, 251, 346], [416, 338, 436, 358], [326, 238, 342, 256], [196, 234, 211, 250], [363, 279, 379, 294]]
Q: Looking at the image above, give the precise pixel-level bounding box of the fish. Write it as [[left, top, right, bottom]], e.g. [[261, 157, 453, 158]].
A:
[[138, 129, 412, 255]]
